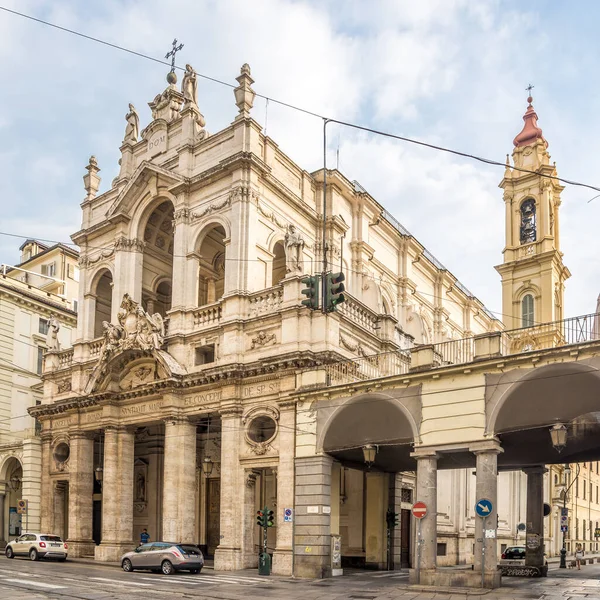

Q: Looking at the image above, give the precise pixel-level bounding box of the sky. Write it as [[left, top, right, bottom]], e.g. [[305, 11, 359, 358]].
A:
[[1, 0, 600, 321]]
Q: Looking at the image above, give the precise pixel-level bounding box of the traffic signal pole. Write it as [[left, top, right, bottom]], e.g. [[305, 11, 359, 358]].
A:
[[322, 118, 330, 314]]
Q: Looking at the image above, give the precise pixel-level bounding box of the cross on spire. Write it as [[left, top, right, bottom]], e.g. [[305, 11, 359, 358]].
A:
[[165, 39, 184, 73], [526, 83, 534, 97]]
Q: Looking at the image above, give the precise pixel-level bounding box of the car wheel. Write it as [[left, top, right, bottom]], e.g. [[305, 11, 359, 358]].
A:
[[5, 547, 14, 559], [122, 558, 134, 572], [190, 568, 200, 574], [161, 560, 174, 575], [29, 548, 39, 561]]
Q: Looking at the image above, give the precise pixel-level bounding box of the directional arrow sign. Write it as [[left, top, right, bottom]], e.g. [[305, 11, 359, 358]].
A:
[[475, 498, 493, 518]]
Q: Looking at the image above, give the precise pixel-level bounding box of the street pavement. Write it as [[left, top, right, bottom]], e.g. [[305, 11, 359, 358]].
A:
[[0, 555, 599, 599]]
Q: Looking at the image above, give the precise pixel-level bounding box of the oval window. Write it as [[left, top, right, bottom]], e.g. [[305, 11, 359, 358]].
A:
[[247, 416, 277, 444], [53, 442, 70, 463]]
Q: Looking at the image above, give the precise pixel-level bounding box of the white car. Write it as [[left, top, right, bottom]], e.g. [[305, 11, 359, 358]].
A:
[[5, 533, 68, 561]]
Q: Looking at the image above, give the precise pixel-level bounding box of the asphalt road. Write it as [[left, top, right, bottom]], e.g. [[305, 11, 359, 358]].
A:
[[0, 555, 599, 599]]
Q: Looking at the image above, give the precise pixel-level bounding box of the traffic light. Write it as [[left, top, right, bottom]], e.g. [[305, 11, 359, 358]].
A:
[[300, 275, 320, 310], [267, 509, 275, 527], [256, 509, 265, 527], [325, 272, 346, 312], [386, 508, 399, 528]]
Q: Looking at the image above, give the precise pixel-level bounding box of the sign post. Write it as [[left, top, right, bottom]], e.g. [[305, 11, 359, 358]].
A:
[[475, 498, 493, 588], [17, 499, 28, 534], [412, 502, 427, 584]]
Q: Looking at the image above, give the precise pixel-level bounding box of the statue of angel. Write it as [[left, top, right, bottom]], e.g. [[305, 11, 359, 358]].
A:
[[124, 103, 139, 143]]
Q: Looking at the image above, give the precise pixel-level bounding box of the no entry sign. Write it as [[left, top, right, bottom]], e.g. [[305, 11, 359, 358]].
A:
[[412, 501, 427, 519]]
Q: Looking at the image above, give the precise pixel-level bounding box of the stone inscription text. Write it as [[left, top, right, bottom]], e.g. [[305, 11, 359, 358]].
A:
[[243, 381, 280, 398], [121, 400, 164, 417], [184, 391, 222, 407]]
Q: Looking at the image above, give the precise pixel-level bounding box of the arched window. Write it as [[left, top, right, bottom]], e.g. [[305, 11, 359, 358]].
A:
[[520, 198, 536, 244], [522, 294, 534, 328], [272, 241, 286, 286]]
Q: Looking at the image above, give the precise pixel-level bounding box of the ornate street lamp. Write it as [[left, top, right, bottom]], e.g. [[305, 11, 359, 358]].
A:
[[9, 473, 21, 491], [94, 466, 103, 484], [550, 423, 568, 453], [362, 444, 377, 470], [202, 456, 214, 477]]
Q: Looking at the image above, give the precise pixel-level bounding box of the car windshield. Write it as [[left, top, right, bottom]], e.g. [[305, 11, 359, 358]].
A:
[[40, 536, 62, 542], [177, 545, 200, 555]]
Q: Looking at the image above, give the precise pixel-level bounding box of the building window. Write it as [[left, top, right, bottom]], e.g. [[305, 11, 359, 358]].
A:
[[72, 299, 78, 313], [41, 262, 56, 277], [520, 198, 536, 244], [584, 520, 587, 539], [501, 544, 507, 553], [401, 488, 413, 504], [194, 344, 215, 366], [67, 264, 79, 281], [576, 480, 579, 498], [37, 347, 44, 375], [522, 294, 534, 328], [39, 317, 49, 335], [596, 486, 598, 504], [436, 543, 447, 556]]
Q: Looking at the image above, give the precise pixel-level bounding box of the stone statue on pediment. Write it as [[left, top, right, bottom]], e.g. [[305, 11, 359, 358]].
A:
[[124, 103, 139, 143], [284, 225, 305, 273], [46, 315, 61, 351], [182, 63, 198, 106]]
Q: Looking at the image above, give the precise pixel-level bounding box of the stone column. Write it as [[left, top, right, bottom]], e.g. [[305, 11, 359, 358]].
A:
[[96, 427, 135, 561], [294, 455, 333, 578], [162, 418, 197, 543], [22, 437, 42, 534], [53, 482, 67, 540], [40, 433, 53, 534], [0, 490, 6, 547], [214, 409, 244, 571], [67, 432, 95, 557], [473, 445, 502, 586], [409, 452, 437, 584], [272, 401, 295, 576], [524, 466, 547, 573]]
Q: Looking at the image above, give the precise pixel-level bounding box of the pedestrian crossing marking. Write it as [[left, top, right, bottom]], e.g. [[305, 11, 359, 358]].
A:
[[88, 576, 153, 587], [4, 578, 66, 590]]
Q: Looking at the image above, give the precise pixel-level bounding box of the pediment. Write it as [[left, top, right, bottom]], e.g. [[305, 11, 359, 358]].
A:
[[106, 161, 186, 218]]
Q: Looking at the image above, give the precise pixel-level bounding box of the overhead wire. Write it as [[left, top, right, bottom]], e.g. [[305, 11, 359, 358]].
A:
[[0, 6, 600, 193]]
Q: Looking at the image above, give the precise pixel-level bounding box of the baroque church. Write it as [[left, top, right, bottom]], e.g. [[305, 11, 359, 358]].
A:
[[32, 59, 578, 578]]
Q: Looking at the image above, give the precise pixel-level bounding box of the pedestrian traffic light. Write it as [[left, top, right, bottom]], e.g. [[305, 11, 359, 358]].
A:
[[267, 509, 275, 527], [325, 272, 346, 312], [386, 508, 399, 528], [256, 510, 265, 527], [300, 275, 319, 310]]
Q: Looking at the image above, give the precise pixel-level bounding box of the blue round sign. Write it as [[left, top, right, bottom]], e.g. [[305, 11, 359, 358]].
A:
[[475, 498, 493, 518]]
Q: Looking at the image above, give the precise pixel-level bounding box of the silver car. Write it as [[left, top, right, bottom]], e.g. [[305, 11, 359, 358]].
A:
[[5, 533, 68, 561], [121, 542, 203, 575]]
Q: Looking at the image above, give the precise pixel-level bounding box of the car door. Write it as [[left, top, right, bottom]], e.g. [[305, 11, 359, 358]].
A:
[[147, 543, 169, 569], [11, 535, 26, 555], [131, 543, 152, 568]]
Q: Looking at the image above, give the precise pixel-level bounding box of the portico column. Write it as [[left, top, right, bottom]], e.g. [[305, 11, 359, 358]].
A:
[[67, 432, 95, 557], [162, 418, 197, 542], [473, 443, 502, 587], [214, 408, 244, 571], [40, 433, 53, 533], [272, 401, 295, 576], [524, 466, 547, 574], [409, 452, 437, 583], [0, 488, 6, 547], [53, 482, 66, 540], [293, 455, 334, 578], [95, 427, 135, 561]]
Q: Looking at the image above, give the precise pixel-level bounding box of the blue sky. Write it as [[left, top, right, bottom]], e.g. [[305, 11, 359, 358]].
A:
[[1, 0, 599, 320]]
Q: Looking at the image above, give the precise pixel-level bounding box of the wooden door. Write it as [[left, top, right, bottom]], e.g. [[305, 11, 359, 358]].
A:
[[400, 509, 411, 568], [206, 479, 221, 557]]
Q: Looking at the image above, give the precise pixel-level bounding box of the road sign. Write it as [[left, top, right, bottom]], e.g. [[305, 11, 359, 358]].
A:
[[561, 525, 568, 533], [17, 499, 27, 515], [560, 514, 568, 527], [284, 508, 293, 523], [475, 498, 493, 518], [412, 501, 427, 519], [561, 507, 568, 518]]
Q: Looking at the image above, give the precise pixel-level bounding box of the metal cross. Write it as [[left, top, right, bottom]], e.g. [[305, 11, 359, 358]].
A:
[[165, 39, 184, 72], [526, 83, 534, 96]]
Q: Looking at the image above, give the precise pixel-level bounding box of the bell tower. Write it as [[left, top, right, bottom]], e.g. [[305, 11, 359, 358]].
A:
[[496, 92, 570, 331]]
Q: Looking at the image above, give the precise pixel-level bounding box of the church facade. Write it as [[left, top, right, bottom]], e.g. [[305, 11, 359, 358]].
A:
[[31, 60, 585, 578]]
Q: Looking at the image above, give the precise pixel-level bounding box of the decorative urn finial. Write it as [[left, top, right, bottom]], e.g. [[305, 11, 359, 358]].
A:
[[234, 63, 256, 119], [83, 155, 101, 200]]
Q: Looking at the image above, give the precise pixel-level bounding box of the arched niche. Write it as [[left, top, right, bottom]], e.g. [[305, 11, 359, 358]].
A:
[[272, 241, 286, 286], [197, 224, 227, 306], [93, 269, 113, 338]]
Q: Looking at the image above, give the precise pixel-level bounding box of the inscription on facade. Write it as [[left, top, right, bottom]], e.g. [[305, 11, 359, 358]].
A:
[[83, 411, 103, 423], [243, 381, 280, 398], [184, 391, 222, 407], [53, 418, 73, 429], [147, 131, 167, 156], [121, 401, 164, 417]]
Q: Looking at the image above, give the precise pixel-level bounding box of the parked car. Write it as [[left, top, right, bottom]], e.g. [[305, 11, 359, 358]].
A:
[[499, 546, 548, 566], [5, 533, 68, 561], [121, 542, 204, 575]]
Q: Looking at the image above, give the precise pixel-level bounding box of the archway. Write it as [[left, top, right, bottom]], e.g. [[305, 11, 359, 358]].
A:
[[197, 225, 227, 306], [1, 457, 23, 541], [272, 241, 286, 286], [321, 395, 417, 570], [142, 201, 174, 315], [93, 270, 113, 338]]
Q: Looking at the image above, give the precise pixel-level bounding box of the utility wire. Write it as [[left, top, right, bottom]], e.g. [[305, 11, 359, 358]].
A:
[[1, 6, 600, 193]]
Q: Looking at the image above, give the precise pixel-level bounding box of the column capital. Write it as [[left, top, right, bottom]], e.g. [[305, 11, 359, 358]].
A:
[[410, 448, 438, 460], [523, 465, 548, 475], [219, 406, 243, 418], [470, 439, 504, 455], [163, 415, 193, 427], [69, 430, 96, 441]]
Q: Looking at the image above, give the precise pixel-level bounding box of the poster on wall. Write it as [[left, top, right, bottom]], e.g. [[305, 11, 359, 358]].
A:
[[9, 507, 21, 536]]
